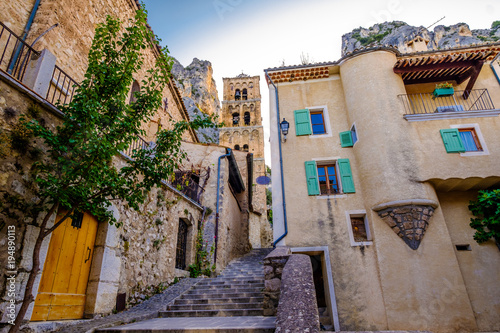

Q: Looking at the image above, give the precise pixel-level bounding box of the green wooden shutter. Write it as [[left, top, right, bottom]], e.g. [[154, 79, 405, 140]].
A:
[[338, 159, 355, 193], [339, 131, 354, 147], [304, 161, 320, 195], [440, 129, 465, 153], [294, 109, 312, 136]]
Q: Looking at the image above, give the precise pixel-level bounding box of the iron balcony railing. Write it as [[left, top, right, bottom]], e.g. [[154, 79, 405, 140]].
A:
[[123, 135, 150, 158], [46, 65, 79, 105], [0, 21, 79, 106], [124, 136, 205, 204], [0, 21, 40, 81], [398, 89, 495, 115]]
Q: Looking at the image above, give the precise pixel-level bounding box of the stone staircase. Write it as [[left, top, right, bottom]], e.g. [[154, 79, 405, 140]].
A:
[[98, 248, 275, 332], [160, 249, 269, 318]]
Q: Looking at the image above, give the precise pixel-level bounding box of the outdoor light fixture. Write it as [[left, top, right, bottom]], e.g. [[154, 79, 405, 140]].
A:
[[280, 118, 289, 142]]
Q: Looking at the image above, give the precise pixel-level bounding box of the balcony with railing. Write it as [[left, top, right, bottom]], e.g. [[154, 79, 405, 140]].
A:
[[398, 89, 498, 120], [123, 136, 205, 205], [0, 21, 79, 106]]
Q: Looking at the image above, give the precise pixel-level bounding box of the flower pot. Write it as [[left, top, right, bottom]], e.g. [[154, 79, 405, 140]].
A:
[[433, 87, 454, 97]]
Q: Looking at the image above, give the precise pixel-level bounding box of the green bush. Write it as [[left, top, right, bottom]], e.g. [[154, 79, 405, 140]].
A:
[[469, 189, 500, 250]]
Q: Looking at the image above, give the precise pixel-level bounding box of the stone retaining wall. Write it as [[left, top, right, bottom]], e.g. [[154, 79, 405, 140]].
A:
[[262, 247, 290, 316], [276, 254, 320, 333]]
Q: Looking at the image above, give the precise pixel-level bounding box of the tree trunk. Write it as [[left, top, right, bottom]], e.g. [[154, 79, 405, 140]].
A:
[[9, 202, 58, 333]]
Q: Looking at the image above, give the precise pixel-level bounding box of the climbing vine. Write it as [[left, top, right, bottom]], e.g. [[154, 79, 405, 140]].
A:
[[469, 189, 500, 251], [188, 217, 215, 277]]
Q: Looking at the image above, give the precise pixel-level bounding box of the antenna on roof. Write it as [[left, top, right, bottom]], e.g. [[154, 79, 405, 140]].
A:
[[426, 16, 445, 30]]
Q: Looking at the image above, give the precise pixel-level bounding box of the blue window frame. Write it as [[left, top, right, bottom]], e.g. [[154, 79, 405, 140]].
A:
[[310, 111, 326, 135], [317, 164, 339, 195], [458, 129, 482, 152]]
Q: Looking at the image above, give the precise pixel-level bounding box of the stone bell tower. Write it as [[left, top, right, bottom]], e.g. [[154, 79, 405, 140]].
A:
[[219, 73, 267, 214]]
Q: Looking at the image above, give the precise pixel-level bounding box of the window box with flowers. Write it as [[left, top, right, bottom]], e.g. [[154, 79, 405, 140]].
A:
[[433, 82, 454, 97]]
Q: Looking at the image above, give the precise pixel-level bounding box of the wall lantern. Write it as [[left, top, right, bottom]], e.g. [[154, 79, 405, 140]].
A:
[[280, 118, 289, 142]]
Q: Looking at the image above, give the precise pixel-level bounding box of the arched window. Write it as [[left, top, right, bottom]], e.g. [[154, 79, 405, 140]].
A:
[[243, 144, 249, 152], [232, 112, 240, 126], [244, 112, 250, 125], [242, 88, 248, 100], [235, 89, 241, 100], [129, 80, 140, 104], [234, 145, 240, 151]]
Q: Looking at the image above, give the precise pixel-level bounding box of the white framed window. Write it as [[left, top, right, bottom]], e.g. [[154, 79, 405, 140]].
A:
[[345, 210, 372, 246], [449, 123, 489, 156], [308, 157, 356, 199], [307, 105, 332, 138]]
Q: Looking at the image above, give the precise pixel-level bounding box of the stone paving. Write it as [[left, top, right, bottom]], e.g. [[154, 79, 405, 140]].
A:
[[19, 278, 202, 333], [96, 316, 276, 333], [95, 248, 275, 333]]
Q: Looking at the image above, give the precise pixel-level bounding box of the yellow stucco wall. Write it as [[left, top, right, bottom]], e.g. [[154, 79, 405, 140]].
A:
[[268, 48, 500, 331], [438, 190, 500, 331]]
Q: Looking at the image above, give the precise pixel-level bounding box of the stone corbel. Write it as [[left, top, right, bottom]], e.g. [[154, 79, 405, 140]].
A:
[[372, 199, 439, 250]]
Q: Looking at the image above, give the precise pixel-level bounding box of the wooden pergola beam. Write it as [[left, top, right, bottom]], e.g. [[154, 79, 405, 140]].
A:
[[393, 60, 477, 74], [463, 60, 484, 100]]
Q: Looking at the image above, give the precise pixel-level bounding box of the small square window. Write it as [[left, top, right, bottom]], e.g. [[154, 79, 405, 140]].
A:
[[458, 128, 482, 152], [310, 111, 326, 135], [350, 217, 367, 242], [345, 211, 372, 246], [317, 164, 339, 195]]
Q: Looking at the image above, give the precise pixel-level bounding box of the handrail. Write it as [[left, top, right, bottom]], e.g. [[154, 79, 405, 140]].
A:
[[398, 89, 495, 115], [0, 21, 40, 81]]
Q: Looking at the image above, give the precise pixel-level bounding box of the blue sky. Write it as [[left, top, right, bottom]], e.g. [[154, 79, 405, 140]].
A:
[[141, 0, 499, 165]]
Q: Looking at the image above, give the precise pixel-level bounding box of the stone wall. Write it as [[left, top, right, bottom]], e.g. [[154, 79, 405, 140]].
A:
[[0, 0, 195, 143], [276, 254, 320, 333], [0, 0, 36, 36], [263, 247, 290, 316]]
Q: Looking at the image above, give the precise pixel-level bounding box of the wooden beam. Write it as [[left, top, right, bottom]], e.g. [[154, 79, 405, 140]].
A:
[[393, 60, 476, 74], [463, 61, 484, 100], [403, 75, 461, 85]]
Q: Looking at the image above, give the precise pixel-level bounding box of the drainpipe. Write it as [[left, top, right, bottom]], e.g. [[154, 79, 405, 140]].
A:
[[490, 52, 500, 86], [214, 148, 231, 264], [264, 70, 288, 247], [8, 0, 41, 74]]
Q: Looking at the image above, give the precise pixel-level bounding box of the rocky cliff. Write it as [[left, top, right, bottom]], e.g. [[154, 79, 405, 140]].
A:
[[342, 21, 500, 56], [171, 58, 221, 144]]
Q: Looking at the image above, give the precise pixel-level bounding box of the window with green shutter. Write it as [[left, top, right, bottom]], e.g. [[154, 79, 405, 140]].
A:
[[294, 109, 312, 136], [440, 129, 465, 153], [304, 161, 320, 195], [339, 131, 353, 147], [338, 159, 355, 193]]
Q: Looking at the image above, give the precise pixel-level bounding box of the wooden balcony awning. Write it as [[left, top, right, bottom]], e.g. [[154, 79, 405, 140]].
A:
[[393, 45, 500, 92]]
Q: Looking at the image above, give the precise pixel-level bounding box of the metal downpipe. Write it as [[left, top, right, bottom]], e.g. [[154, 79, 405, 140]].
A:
[[265, 70, 288, 247]]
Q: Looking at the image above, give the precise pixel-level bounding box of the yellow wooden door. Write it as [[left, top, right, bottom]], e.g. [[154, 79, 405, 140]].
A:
[[31, 210, 98, 321]]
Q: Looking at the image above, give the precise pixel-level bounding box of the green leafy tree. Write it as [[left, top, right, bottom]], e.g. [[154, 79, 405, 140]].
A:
[[469, 189, 500, 251], [8, 7, 216, 332]]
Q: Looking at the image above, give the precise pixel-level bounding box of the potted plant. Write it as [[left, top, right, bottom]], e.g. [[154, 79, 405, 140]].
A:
[[433, 82, 454, 97]]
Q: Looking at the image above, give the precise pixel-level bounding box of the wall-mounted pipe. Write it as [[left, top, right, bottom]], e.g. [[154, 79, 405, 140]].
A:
[[265, 70, 288, 247], [8, 0, 41, 74], [490, 52, 500, 86], [214, 148, 231, 264]]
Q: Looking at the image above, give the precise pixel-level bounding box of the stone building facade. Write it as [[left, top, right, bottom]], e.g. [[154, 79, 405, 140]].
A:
[[265, 39, 500, 332], [218, 74, 270, 248], [0, 0, 256, 329]]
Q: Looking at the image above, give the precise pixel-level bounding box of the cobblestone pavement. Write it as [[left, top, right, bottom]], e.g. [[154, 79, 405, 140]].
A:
[[18, 278, 202, 333], [96, 316, 276, 332]]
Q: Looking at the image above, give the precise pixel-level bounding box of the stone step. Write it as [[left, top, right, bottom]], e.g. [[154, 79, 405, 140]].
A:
[[159, 309, 264, 318], [174, 297, 264, 305], [188, 287, 263, 294], [168, 302, 262, 311], [193, 283, 264, 290], [95, 316, 276, 333], [181, 292, 263, 299], [197, 279, 264, 285]]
